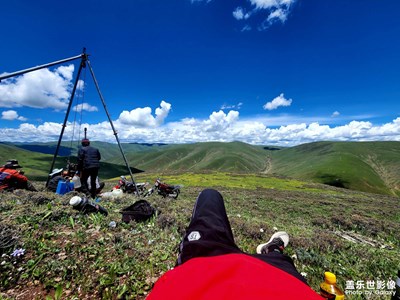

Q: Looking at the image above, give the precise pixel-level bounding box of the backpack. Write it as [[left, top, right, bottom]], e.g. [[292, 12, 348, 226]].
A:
[[120, 200, 156, 223]]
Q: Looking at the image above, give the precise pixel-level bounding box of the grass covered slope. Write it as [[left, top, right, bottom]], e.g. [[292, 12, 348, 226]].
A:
[[269, 141, 400, 196], [126, 141, 269, 173], [0, 143, 56, 180], [3, 140, 400, 196], [1, 173, 399, 299], [0, 144, 142, 181]]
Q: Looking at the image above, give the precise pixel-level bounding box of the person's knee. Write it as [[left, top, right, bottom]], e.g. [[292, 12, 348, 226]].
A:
[[199, 188, 222, 200]]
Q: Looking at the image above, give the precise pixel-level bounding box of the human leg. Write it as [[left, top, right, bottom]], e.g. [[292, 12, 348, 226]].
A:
[[80, 170, 90, 196], [177, 189, 242, 265], [88, 168, 99, 199], [26, 181, 37, 192]]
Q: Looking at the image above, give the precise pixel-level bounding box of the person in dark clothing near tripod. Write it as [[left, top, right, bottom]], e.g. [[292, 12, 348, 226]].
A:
[[77, 139, 101, 199]]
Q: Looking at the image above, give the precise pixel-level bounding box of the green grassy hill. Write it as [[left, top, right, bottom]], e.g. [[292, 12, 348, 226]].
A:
[[0, 143, 141, 181], [124, 141, 269, 173], [0, 143, 56, 179], [10, 141, 163, 162], [2, 140, 400, 196], [269, 141, 400, 196]]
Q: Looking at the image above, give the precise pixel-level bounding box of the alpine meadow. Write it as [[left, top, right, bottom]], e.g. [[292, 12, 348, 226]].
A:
[[0, 141, 399, 299]]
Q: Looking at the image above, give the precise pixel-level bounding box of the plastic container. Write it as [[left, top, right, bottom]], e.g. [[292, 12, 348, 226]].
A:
[[112, 189, 123, 198], [56, 180, 74, 195], [320, 272, 345, 300], [392, 270, 400, 300], [72, 173, 81, 189], [69, 196, 108, 216], [100, 189, 124, 199]]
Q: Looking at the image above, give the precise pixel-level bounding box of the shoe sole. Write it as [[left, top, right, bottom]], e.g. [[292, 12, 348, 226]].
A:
[[256, 231, 289, 254]]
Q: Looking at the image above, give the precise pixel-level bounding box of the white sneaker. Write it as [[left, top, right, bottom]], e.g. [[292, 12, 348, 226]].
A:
[[256, 231, 289, 254]]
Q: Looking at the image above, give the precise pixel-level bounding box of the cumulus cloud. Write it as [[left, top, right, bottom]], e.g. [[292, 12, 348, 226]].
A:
[[1, 110, 27, 121], [331, 111, 340, 117], [1, 104, 400, 147], [117, 100, 172, 127], [4, 116, 400, 145], [204, 110, 239, 132], [263, 93, 292, 110], [0, 64, 76, 110]]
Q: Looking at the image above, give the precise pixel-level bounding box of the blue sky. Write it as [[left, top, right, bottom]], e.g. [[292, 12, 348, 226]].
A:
[[0, 0, 399, 146]]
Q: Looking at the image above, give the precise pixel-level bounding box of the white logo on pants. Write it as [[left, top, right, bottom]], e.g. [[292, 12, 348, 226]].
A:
[[188, 231, 201, 241]]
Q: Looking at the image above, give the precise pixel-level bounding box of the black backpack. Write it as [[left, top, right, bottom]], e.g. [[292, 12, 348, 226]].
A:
[[120, 200, 156, 223]]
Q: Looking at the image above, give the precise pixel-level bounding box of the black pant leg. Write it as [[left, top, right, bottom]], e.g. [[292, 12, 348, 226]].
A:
[[80, 170, 90, 196], [89, 168, 99, 198], [177, 189, 242, 265], [250, 252, 308, 284]]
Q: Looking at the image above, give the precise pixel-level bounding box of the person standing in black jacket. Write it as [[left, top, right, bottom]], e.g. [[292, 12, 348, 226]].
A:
[[77, 139, 101, 199]]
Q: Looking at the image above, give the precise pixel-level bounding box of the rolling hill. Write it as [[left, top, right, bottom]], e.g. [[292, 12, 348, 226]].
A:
[[123, 141, 269, 173], [268, 141, 400, 196], [0, 143, 142, 181], [2, 140, 400, 196]]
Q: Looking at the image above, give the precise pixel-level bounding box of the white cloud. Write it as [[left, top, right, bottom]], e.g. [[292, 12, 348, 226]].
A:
[[73, 103, 99, 112], [231, 0, 297, 30], [56, 65, 74, 81], [0, 65, 76, 110], [117, 100, 172, 127], [154, 100, 171, 124], [233, 7, 251, 20], [241, 25, 252, 32], [332, 111, 340, 117], [192, 0, 295, 30], [250, 0, 294, 9], [204, 110, 239, 132], [263, 93, 292, 110], [1, 104, 400, 147], [1, 110, 27, 121], [267, 8, 287, 23], [221, 102, 243, 110]]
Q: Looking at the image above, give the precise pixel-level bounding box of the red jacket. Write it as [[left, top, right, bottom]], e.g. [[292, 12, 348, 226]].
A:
[[0, 167, 28, 190], [147, 253, 324, 300]]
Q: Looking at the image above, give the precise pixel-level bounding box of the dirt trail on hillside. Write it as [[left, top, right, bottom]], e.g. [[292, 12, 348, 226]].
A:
[[363, 154, 399, 195], [262, 156, 272, 174]]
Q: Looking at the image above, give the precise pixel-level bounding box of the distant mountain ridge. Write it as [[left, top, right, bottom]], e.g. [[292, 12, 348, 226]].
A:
[[1, 140, 399, 196]]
